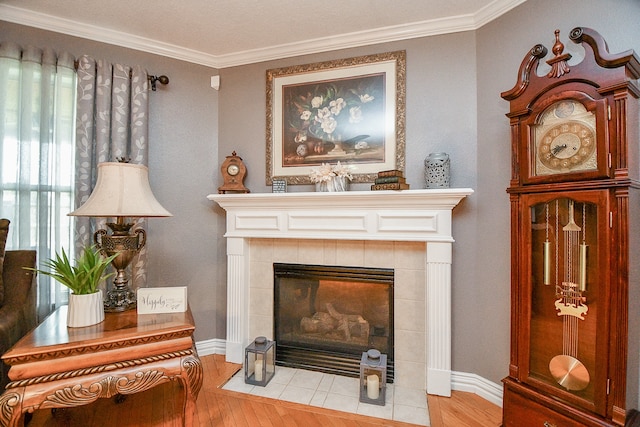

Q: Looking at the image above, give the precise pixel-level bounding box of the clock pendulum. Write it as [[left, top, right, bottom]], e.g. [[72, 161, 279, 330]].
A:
[[545, 199, 590, 391]]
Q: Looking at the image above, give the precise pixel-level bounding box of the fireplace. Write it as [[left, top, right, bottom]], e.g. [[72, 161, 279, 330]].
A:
[[208, 189, 472, 397], [274, 263, 394, 382]]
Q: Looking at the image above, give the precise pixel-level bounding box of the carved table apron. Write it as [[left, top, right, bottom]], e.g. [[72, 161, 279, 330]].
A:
[[0, 306, 203, 427]]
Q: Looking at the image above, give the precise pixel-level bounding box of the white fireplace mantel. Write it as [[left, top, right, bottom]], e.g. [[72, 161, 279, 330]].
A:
[[208, 188, 473, 396]]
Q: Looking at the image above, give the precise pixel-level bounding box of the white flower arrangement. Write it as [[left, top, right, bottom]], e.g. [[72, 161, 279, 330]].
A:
[[309, 161, 353, 183]]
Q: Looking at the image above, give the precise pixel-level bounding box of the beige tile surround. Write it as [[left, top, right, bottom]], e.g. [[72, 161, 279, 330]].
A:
[[248, 238, 427, 390]]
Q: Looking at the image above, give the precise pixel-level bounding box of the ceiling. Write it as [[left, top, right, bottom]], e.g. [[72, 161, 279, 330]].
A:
[[0, 0, 526, 68]]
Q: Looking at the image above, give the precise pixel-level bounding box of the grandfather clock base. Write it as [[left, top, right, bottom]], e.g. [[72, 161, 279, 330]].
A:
[[503, 379, 638, 427]]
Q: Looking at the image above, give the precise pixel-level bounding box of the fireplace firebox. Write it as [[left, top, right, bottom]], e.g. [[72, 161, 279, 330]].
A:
[[274, 263, 394, 382]]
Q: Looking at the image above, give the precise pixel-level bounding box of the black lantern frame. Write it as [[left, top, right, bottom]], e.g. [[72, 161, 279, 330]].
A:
[[244, 336, 276, 386], [359, 349, 387, 406]]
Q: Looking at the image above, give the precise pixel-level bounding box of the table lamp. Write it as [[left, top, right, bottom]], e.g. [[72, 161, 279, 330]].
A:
[[69, 161, 172, 312]]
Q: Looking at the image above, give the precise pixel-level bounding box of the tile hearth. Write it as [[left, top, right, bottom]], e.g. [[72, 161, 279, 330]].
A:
[[222, 366, 430, 426]]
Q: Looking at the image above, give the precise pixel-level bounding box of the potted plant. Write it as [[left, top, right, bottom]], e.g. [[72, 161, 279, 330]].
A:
[[29, 246, 117, 327]]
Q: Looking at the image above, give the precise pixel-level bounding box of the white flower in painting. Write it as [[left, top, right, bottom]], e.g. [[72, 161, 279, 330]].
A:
[[300, 110, 312, 121], [329, 98, 346, 115], [354, 140, 369, 150], [316, 107, 331, 121], [311, 96, 324, 108], [359, 94, 375, 103], [320, 116, 337, 135], [349, 106, 362, 123]]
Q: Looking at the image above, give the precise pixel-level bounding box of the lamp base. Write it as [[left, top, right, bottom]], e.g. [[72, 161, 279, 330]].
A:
[[95, 220, 145, 313], [104, 286, 137, 312]]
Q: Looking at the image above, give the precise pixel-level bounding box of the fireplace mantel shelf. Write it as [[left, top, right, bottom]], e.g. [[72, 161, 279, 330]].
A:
[[209, 188, 473, 398], [208, 188, 473, 209], [208, 188, 473, 242]]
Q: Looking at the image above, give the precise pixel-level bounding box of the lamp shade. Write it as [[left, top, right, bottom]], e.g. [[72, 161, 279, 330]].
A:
[[69, 162, 172, 218]]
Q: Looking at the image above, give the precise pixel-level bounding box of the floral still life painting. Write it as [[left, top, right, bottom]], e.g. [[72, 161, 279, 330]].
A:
[[267, 51, 406, 185], [284, 75, 384, 166]]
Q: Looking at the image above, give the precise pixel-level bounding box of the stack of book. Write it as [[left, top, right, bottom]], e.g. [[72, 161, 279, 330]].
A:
[[371, 170, 410, 191]]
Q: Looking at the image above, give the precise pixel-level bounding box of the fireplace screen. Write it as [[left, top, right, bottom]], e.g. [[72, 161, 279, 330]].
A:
[[274, 263, 393, 381]]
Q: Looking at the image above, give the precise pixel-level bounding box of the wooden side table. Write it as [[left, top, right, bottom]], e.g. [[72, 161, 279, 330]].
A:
[[0, 306, 202, 427]]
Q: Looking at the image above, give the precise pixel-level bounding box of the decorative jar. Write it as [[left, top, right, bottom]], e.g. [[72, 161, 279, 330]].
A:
[[425, 152, 450, 188]]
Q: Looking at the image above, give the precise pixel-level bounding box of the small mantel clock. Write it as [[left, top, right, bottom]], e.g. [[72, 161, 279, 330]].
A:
[[218, 151, 250, 194], [502, 28, 640, 426]]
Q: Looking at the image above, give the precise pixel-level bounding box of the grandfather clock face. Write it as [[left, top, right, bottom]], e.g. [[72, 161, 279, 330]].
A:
[[533, 100, 598, 177]]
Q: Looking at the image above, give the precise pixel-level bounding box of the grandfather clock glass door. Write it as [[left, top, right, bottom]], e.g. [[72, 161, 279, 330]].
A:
[[524, 191, 609, 415]]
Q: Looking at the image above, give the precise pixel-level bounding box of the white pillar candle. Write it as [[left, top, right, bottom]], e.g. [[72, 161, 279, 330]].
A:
[[254, 359, 263, 381], [366, 374, 380, 399]]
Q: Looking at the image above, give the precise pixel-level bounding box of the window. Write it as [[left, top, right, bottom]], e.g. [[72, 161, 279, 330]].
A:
[[0, 44, 77, 320]]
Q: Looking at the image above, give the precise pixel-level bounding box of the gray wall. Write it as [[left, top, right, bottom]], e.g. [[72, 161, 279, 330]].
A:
[[2, 0, 639, 386]]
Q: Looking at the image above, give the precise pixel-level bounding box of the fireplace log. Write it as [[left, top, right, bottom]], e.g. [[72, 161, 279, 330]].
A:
[[300, 303, 370, 345]]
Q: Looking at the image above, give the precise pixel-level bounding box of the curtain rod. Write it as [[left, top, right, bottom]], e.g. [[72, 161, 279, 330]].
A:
[[72, 59, 169, 91]]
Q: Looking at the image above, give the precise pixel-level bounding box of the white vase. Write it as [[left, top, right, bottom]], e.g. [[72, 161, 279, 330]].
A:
[[315, 176, 349, 192], [67, 290, 105, 328]]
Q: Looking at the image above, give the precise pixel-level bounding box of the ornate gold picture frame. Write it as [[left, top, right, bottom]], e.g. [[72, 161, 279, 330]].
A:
[[266, 51, 406, 185]]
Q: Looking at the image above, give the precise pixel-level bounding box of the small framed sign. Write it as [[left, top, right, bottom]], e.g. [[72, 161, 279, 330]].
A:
[[137, 286, 187, 314], [272, 178, 287, 193]]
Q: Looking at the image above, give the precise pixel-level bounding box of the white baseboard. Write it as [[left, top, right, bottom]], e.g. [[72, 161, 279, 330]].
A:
[[451, 371, 504, 408], [195, 338, 226, 357], [194, 339, 504, 408]]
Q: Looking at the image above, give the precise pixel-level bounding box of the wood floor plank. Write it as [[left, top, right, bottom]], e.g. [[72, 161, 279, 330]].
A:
[[427, 392, 501, 427], [25, 354, 502, 426]]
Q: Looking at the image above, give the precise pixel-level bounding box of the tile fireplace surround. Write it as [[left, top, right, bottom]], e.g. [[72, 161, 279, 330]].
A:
[[209, 188, 472, 398]]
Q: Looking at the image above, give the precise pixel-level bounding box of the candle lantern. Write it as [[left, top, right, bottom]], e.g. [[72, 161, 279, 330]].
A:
[[244, 336, 275, 386], [359, 349, 387, 406]]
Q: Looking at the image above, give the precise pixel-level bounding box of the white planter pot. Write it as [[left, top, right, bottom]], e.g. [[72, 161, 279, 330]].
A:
[[67, 290, 105, 328]]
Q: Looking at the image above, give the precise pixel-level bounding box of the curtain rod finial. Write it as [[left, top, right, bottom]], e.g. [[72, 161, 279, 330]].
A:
[[148, 75, 169, 91]]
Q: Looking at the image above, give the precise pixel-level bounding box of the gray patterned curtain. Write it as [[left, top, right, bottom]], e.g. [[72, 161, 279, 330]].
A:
[[74, 56, 150, 290]]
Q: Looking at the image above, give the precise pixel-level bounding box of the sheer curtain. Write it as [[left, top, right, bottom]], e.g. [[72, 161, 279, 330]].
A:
[[74, 56, 150, 290], [0, 43, 77, 321]]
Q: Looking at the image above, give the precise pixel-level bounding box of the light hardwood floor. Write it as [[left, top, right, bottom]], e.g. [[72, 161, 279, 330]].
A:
[[27, 354, 502, 426]]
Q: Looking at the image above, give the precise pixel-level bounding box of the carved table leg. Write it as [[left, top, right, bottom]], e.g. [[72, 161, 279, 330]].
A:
[[180, 348, 203, 426], [0, 389, 25, 427]]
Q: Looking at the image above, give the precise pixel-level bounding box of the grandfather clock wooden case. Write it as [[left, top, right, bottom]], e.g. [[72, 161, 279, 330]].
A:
[[502, 28, 640, 426]]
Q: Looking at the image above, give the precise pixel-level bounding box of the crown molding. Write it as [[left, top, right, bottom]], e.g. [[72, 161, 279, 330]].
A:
[[0, 4, 220, 67], [217, 14, 477, 68], [0, 0, 525, 69]]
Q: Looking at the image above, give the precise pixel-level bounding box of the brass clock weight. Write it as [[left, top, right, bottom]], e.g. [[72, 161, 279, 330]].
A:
[[218, 151, 250, 194]]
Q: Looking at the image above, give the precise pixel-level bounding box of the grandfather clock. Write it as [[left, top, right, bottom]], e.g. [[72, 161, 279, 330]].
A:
[[502, 28, 640, 426]]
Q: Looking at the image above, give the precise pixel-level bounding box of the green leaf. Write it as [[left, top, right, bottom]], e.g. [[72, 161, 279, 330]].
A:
[[25, 246, 118, 294]]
